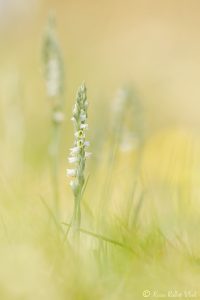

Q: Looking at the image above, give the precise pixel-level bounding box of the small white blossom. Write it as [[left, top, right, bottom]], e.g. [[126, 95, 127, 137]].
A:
[[85, 152, 92, 158], [43, 18, 64, 104], [52, 111, 64, 123], [80, 114, 86, 121], [47, 80, 59, 97], [84, 141, 90, 147], [70, 180, 77, 190], [68, 156, 79, 163], [66, 169, 76, 177], [80, 123, 88, 130], [73, 104, 78, 115], [70, 147, 80, 154]]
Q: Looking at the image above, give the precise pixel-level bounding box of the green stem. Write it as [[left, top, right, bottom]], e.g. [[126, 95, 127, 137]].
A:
[[62, 222, 135, 254], [50, 120, 61, 217], [72, 189, 82, 245]]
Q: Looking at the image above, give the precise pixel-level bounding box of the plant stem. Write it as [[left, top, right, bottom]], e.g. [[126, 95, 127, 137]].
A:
[[50, 119, 61, 217]]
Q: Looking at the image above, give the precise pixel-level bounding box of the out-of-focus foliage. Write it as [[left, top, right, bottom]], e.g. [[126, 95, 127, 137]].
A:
[[1, 1, 200, 299]]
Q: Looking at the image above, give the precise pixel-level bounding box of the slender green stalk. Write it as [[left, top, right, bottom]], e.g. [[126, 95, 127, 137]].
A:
[[62, 223, 135, 253], [40, 196, 64, 235], [99, 86, 145, 229], [67, 83, 91, 243], [125, 88, 145, 228], [42, 14, 65, 217], [99, 89, 130, 225]]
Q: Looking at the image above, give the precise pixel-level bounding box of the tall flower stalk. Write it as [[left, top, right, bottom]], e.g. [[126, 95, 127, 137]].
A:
[[42, 14, 65, 217], [67, 83, 90, 241]]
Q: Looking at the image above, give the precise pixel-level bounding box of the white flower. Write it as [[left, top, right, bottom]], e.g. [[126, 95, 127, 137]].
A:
[[46, 58, 60, 97], [48, 58, 59, 75], [70, 147, 80, 154], [53, 111, 64, 123], [73, 104, 78, 115], [84, 141, 90, 147], [85, 152, 92, 158], [80, 123, 88, 130], [80, 113, 86, 121], [70, 180, 76, 190], [66, 169, 76, 177], [80, 84, 86, 92], [46, 80, 59, 97], [68, 156, 79, 163]]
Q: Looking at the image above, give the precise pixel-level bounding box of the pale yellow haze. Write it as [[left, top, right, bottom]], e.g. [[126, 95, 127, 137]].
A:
[[1, 0, 200, 128], [1, 1, 200, 300]]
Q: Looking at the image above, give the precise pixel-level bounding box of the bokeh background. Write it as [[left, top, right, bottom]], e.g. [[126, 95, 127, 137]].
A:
[[1, 1, 200, 299], [2, 0, 200, 128]]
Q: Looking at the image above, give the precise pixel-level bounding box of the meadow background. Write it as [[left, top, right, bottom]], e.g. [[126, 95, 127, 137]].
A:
[[1, 0, 200, 299]]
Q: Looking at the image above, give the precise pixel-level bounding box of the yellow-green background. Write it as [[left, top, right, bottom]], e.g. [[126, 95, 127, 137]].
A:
[[1, 1, 200, 299]]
